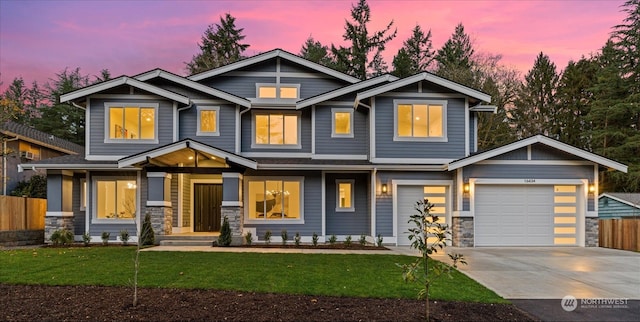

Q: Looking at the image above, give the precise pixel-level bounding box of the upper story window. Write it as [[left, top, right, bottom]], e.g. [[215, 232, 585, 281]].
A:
[[257, 84, 300, 99], [105, 102, 158, 143], [394, 100, 447, 142], [332, 108, 353, 138], [253, 112, 300, 148], [197, 106, 220, 136]]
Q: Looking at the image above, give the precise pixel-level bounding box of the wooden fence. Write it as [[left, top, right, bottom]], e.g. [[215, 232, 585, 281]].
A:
[[599, 218, 640, 252], [0, 196, 46, 231]]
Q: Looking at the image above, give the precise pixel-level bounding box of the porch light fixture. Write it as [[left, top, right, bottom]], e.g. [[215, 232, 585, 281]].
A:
[[588, 184, 596, 193], [463, 183, 470, 193], [381, 183, 388, 194]]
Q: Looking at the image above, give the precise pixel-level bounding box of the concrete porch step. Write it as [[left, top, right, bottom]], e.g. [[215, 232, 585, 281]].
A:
[[158, 235, 218, 246]]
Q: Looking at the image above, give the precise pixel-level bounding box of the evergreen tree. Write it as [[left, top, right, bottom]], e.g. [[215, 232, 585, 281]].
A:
[[299, 36, 331, 65], [218, 216, 232, 246], [392, 24, 435, 76], [434, 23, 475, 85], [330, 0, 396, 79], [511, 52, 560, 139], [186, 13, 250, 75], [391, 48, 413, 78]]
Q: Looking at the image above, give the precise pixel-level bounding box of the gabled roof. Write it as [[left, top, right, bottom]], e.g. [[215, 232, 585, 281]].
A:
[[188, 49, 361, 84], [355, 72, 492, 104], [598, 193, 640, 209], [447, 135, 628, 172], [296, 74, 398, 109], [1, 121, 84, 154], [118, 139, 257, 170], [134, 69, 251, 107], [60, 76, 190, 105]]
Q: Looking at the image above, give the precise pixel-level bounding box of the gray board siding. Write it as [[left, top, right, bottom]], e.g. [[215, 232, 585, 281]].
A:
[[46, 174, 63, 212], [179, 103, 236, 151], [280, 77, 346, 99], [463, 164, 594, 181], [314, 105, 368, 155], [241, 109, 312, 153], [145, 79, 212, 100], [469, 114, 475, 153], [89, 98, 174, 156], [244, 171, 322, 238], [72, 175, 86, 235], [238, 60, 276, 73], [531, 143, 583, 160], [374, 96, 466, 159], [599, 198, 640, 218], [492, 147, 528, 160], [202, 76, 275, 98], [325, 173, 370, 235]]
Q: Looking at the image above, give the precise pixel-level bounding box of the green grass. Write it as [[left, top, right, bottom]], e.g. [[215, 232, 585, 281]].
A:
[[0, 247, 506, 303]]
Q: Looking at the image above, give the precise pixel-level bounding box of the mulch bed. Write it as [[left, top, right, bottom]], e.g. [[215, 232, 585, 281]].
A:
[[1, 284, 538, 321]]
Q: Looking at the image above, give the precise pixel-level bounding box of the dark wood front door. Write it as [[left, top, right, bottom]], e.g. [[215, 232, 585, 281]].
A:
[[194, 183, 222, 232]]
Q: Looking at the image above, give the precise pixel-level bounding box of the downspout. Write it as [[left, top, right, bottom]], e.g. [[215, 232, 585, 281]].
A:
[[2, 137, 19, 195], [176, 101, 194, 141]]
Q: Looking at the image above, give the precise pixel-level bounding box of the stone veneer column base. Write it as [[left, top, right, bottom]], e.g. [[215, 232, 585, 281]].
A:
[[452, 217, 474, 247], [585, 217, 599, 247], [44, 216, 74, 244], [147, 207, 172, 237], [221, 206, 243, 245]]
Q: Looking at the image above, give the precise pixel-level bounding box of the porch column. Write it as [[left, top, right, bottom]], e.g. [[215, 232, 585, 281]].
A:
[[222, 172, 243, 245], [146, 172, 172, 238], [44, 170, 74, 243]]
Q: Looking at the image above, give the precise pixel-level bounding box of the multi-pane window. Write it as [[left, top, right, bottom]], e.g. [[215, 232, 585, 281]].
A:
[[336, 180, 354, 211], [257, 84, 299, 99], [95, 179, 137, 220], [332, 108, 353, 137], [396, 101, 444, 139], [254, 113, 299, 145], [247, 178, 302, 221], [197, 106, 219, 136], [106, 103, 157, 141]]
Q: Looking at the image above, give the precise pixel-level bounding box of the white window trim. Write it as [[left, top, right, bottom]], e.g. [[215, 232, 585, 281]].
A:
[[256, 83, 301, 99], [335, 179, 355, 212], [393, 99, 448, 142], [104, 102, 159, 144], [331, 108, 354, 138], [80, 178, 87, 211], [196, 105, 220, 136], [251, 111, 302, 149], [244, 176, 305, 224], [91, 176, 138, 224]]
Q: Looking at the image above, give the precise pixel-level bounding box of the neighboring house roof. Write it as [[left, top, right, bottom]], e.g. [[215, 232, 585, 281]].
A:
[[188, 48, 361, 84], [599, 193, 640, 209], [134, 69, 251, 108], [355, 72, 492, 105], [60, 76, 190, 105], [447, 135, 628, 172], [18, 154, 120, 172], [1, 121, 84, 155], [296, 74, 398, 109]]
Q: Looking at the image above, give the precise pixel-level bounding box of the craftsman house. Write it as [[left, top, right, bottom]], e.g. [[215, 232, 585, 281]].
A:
[[24, 49, 627, 247]]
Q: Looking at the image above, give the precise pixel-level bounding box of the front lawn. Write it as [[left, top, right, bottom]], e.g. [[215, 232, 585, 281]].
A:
[[0, 247, 505, 303]]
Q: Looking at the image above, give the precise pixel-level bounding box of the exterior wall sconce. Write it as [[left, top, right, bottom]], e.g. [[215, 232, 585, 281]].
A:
[[588, 184, 596, 193], [381, 183, 388, 194], [463, 183, 470, 193]]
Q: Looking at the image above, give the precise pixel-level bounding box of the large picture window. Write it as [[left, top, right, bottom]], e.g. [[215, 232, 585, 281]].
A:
[[95, 179, 137, 220], [106, 102, 158, 142], [395, 100, 446, 141], [247, 178, 303, 222], [197, 106, 219, 136], [254, 112, 299, 146]]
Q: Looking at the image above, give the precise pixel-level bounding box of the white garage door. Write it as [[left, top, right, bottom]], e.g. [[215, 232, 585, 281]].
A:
[[475, 184, 578, 246], [397, 186, 448, 246]]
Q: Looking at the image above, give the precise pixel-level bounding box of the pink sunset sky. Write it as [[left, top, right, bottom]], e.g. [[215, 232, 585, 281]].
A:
[[0, 0, 627, 93]]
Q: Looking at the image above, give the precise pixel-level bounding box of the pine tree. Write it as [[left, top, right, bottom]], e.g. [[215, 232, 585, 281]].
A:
[[299, 36, 331, 65], [434, 23, 475, 85], [218, 216, 232, 246], [186, 13, 250, 75], [391, 48, 413, 78], [392, 24, 435, 76]]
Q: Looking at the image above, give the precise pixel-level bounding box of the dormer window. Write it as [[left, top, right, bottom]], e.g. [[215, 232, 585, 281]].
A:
[[257, 84, 300, 99]]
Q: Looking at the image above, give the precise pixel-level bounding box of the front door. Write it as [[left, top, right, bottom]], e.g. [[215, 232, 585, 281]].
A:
[[194, 183, 222, 232]]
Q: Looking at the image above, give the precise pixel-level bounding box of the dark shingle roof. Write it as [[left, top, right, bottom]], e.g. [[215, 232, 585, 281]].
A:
[[601, 193, 640, 207], [1, 121, 84, 154]]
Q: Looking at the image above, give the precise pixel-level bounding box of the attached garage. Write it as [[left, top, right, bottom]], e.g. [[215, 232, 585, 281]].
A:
[[474, 184, 579, 246], [395, 184, 449, 246]]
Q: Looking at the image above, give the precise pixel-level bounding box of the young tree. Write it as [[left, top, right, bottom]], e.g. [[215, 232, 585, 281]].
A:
[[392, 24, 435, 76], [434, 23, 475, 85], [330, 0, 397, 79], [186, 13, 250, 75]]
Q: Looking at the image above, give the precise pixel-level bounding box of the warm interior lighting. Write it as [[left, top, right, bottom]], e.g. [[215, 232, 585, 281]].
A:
[[188, 156, 194, 160], [381, 184, 388, 194], [463, 183, 470, 193], [588, 184, 595, 193]]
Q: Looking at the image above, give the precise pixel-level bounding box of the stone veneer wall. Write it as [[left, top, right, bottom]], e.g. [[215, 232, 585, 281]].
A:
[[44, 216, 74, 244], [452, 217, 474, 247], [0, 230, 44, 246], [585, 217, 599, 247], [147, 206, 172, 237], [221, 206, 243, 245]]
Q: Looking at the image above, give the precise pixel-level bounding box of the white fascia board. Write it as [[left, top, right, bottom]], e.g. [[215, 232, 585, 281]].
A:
[[598, 193, 640, 209], [136, 70, 251, 107], [469, 105, 498, 113], [118, 141, 190, 167], [189, 49, 360, 83], [19, 163, 129, 171], [297, 74, 396, 109], [447, 135, 628, 173], [423, 73, 491, 103], [60, 76, 190, 105], [188, 141, 257, 169]]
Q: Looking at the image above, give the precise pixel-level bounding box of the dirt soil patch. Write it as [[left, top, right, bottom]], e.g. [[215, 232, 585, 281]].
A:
[[1, 284, 537, 321]]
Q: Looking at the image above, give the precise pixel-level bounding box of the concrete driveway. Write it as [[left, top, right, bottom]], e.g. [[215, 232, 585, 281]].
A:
[[443, 247, 640, 300]]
